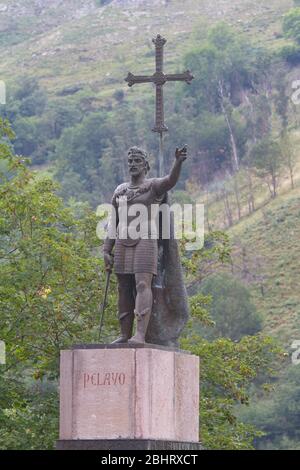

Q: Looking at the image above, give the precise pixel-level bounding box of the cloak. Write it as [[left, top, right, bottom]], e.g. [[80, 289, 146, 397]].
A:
[[146, 193, 190, 347]]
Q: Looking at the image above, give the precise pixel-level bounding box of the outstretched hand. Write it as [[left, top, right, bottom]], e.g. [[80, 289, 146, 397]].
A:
[[175, 146, 188, 163]]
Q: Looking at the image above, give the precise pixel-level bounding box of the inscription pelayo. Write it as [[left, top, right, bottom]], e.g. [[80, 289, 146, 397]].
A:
[[79, 371, 126, 388]]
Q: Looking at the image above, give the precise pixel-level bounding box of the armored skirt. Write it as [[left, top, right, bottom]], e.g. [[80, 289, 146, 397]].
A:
[[114, 238, 158, 275]]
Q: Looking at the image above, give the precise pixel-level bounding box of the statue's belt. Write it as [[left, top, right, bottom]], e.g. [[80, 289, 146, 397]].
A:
[[117, 238, 141, 247], [117, 237, 159, 247]]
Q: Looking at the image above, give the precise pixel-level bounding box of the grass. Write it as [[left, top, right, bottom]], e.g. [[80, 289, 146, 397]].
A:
[[0, 0, 294, 98], [223, 174, 300, 346]]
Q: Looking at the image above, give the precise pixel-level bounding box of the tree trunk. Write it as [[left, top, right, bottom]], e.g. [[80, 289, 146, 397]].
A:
[[288, 159, 295, 190], [218, 80, 239, 173], [205, 189, 212, 232], [222, 188, 233, 227], [233, 174, 241, 220], [247, 169, 255, 213], [271, 172, 277, 198]]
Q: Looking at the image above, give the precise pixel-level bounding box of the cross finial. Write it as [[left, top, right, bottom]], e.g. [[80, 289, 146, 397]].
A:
[[152, 34, 167, 48], [125, 34, 194, 135], [125, 35, 194, 175]]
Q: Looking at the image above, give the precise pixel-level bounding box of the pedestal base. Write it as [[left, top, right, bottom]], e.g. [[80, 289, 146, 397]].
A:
[[59, 344, 200, 444], [56, 439, 203, 450]]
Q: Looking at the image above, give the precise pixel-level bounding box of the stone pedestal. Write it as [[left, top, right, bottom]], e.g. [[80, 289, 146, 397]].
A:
[[57, 344, 200, 450]]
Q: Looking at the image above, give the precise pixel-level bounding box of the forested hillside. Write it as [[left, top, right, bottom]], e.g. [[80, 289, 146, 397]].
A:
[[1, 0, 300, 450]]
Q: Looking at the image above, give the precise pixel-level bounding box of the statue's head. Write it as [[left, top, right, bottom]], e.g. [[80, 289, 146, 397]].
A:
[[127, 147, 150, 177]]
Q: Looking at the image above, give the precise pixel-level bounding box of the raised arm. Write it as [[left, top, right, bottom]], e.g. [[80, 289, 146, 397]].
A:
[[153, 146, 188, 197]]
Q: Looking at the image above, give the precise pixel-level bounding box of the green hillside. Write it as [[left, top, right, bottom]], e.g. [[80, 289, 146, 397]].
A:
[[229, 178, 300, 345], [195, 139, 300, 346], [0, 0, 293, 98]]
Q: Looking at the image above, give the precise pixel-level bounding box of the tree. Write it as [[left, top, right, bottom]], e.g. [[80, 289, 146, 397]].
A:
[[12, 117, 38, 157], [182, 322, 281, 449], [272, 66, 298, 190], [183, 24, 269, 174], [54, 101, 151, 205], [280, 132, 297, 189], [283, 8, 300, 44], [0, 118, 118, 448], [54, 112, 114, 204], [0, 132, 110, 376], [197, 273, 263, 341], [2, 77, 49, 164], [13, 77, 47, 117], [47, 100, 82, 140], [239, 364, 300, 449], [19, 88, 47, 117], [249, 138, 284, 198]]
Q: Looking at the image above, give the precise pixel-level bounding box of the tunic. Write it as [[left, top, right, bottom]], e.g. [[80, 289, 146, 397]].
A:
[[108, 179, 164, 275]]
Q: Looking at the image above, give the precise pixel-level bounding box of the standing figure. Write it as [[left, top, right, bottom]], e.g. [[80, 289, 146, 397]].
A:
[[103, 146, 188, 345]]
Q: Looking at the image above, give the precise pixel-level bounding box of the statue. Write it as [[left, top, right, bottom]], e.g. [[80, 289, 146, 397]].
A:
[[103, 146, 189, 346]]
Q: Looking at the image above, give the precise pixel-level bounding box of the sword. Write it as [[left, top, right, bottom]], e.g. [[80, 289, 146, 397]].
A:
[[98, 265, 112, 341]]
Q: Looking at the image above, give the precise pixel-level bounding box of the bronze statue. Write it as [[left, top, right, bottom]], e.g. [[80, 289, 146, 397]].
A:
[[103, 146, 189, 346]]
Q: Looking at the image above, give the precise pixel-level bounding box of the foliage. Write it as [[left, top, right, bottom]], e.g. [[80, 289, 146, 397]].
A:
[[2, 77, 49, 164], [0, 161, 103, 377], [0, 118, 118, 448], [248, 137, 284, 198], [238, 364, 300, 450], [0, 377, 58, 450], [184, 23, 269, 113], [181, 331, 282, 450], [177, 23, 270, 176], [197, 273, 263, 341], [180, 234, 282, 450], [2, 77, 85, 165], [283, 8, 300, 44], [54, 111, 113, 202], [54, 101, 153, 205], [279, 43, 300, 65]]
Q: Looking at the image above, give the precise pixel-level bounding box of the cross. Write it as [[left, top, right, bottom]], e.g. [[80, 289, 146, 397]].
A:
[[125, 34, 194, 176]]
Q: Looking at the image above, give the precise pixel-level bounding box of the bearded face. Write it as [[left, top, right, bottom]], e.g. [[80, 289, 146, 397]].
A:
[[128, 154, 146, 176], [127, 148, 149, 177]]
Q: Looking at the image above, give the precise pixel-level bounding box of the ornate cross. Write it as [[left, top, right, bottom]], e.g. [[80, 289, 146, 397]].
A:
[[125, 34, 194, 175]]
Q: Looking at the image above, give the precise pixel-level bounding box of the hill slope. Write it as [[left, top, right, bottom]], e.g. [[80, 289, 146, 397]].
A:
[[228, 183, 300, 346], [0, 0, 293, 100]]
